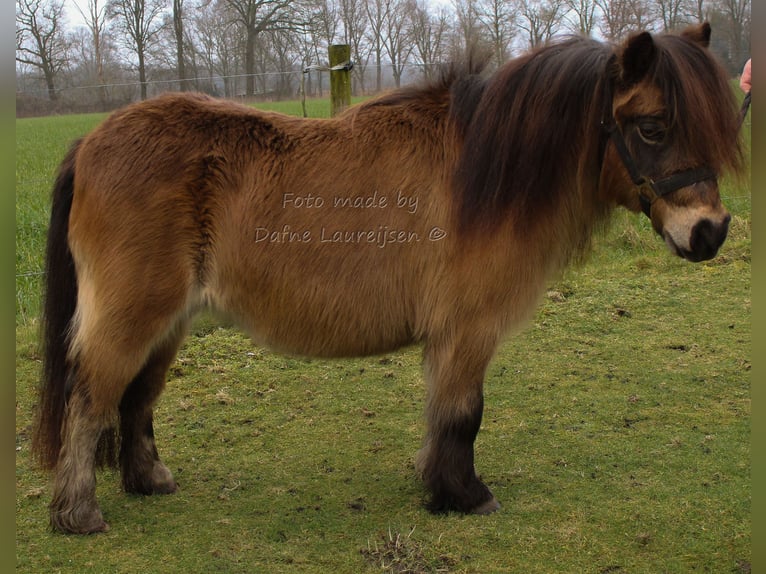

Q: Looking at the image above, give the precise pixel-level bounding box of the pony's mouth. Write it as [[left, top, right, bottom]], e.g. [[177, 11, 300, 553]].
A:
[[664, 230, 708, 262], [664, 233, 689, 260]]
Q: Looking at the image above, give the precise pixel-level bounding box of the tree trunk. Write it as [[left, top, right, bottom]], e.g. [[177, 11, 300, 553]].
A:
[[245, 26, 256, 97], [138, 49, 148, 100], [45, 71, 58, 101], [174, 0, 187, 91]]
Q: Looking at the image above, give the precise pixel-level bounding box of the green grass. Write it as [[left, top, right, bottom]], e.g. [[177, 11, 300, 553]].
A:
[[15, 96, 750, 573]]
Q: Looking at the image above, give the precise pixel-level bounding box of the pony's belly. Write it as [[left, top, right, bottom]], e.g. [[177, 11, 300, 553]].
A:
[[204, 278, 418, 359], [240, 311, 416, 359], [206, 202, 438, 358]]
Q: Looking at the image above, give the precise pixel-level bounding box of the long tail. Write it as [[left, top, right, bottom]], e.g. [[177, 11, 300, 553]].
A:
[[31, 139, 81, 470]]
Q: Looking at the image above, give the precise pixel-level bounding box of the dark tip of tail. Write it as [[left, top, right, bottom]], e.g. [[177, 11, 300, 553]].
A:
[[31, 139, 81, 470]]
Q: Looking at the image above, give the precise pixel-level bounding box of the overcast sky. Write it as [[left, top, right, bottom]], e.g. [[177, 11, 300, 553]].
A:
[[62, 0, 89, 30]]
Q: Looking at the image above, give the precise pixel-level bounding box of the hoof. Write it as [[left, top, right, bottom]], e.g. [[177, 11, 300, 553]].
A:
[[150, 461, 178, 494], [426, 485, 499, 515], [123, 461, 178, 495], [51, 505, 110, 535], [471, 496, 500, 515]]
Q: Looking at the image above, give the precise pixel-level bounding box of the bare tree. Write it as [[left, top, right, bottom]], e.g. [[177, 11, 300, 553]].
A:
[[222, 0, 299, 96], [294, 22, 316, 94], [75, 0, 110, 105], [564, 0, 598, 36], [314, 0, 339, 49], [306, 0, 339, 96], [451, 0, 482, 54], [629, 0, 657, 31], [16, 0, 69, 100], [108, 0, 166, 100], [713, 0, 750, 68], [407, 0, 449, 80], [173, 0, 189, 89], [653, 0, 693, 31], [596, 0, 629, 39], [339, 0, 369, 93], [690, 0, 707, 22], [477, 0, 516, 66], [597, 0, 654, 41], [517, 0, 566, 48], [383, 0, 412, 87], [193, 0, 243, 96], [365, 0, 388, 91], [265, 27, 300, 97]]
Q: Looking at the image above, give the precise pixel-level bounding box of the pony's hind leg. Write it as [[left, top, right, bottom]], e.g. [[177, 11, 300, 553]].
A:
[[50, 319, 187, 533], [417, 335, 500, 515], [49, 269, 192, 534], [119, 323, 187, 495]]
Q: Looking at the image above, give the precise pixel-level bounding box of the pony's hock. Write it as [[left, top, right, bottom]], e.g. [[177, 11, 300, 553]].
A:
[[32, 23, 745, 534]]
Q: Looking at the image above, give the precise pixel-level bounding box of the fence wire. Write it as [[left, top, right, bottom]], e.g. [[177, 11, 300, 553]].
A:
[[16, 62, 437, 102]]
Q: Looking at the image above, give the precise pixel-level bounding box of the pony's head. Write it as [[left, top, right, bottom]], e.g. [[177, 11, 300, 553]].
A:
[[604, 23, 745, 262]]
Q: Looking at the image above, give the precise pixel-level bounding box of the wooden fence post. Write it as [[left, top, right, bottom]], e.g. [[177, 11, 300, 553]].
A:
[[329, 44, 351, 117]]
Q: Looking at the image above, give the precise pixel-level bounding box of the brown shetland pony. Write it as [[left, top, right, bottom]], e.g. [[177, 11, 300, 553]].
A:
[[33, 23, 744, 533]]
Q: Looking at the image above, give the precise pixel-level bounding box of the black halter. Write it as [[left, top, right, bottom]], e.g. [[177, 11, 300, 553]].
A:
[[600, 71, 717, 217]]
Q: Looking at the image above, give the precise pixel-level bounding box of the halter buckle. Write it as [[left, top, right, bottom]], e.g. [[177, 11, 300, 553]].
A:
[[637, 178, 657, 217], [637, 178, 658, 203]]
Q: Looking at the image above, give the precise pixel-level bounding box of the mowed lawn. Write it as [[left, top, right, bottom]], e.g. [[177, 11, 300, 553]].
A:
[[15, 96, 750, 573]]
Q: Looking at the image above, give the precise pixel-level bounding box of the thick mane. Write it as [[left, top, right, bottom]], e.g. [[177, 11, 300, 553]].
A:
[[452, 37, 612, 234]]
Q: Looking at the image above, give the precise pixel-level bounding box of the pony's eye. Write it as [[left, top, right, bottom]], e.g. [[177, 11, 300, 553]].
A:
[[637, 120, 666, 144]]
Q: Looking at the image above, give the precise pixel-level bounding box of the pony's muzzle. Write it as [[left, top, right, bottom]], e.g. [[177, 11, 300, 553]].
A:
[[663, 211, 730, 262], [652, 177, 731, 263]]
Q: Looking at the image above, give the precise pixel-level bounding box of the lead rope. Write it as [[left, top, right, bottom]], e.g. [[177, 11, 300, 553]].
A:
[[737, 91, 751, 130]]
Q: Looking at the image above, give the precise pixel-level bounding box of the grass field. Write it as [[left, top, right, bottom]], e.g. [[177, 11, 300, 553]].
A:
[[16, 96, 751, 573]]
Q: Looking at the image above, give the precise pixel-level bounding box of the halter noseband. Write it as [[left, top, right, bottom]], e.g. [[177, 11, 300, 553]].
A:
[[600, 65, 718, 217]]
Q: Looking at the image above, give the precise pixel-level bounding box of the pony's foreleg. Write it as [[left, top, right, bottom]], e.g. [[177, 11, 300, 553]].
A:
[[119, 325, 186, 495], [417, 338, 500, 515]]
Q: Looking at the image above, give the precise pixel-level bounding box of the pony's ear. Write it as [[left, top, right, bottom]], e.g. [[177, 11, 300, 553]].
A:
[[619, 31, 656, 86], [680, 22, 712, 48]]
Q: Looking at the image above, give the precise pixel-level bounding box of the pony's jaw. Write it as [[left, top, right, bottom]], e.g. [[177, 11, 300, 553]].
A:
[[659, 205, 730, 262]]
